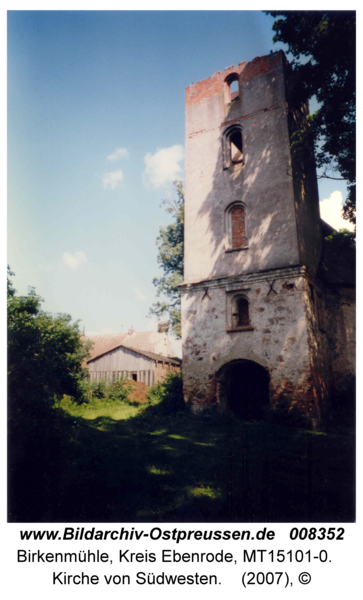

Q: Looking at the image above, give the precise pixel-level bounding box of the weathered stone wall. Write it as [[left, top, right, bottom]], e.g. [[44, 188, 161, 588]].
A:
[[325, 286, 356, 393], [286, 90, 322, 276], [181, 267, 326, 420], [300, 276, 334, 422]]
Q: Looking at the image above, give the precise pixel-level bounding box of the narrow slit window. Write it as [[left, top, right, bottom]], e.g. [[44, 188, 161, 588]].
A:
[[237, 298, 250, 327], [231, 207, 246, 248]]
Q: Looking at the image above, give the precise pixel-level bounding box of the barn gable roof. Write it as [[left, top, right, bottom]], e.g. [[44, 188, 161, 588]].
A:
[[87, 343, 181, 366], [83, 331, 180, 365]]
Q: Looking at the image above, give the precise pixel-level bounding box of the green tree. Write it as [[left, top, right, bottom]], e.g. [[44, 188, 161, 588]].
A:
[[7, 269, 91, 413], [324, 228, 356, 250], [266, 11, 356, 223], [150, 180, 184, 338]]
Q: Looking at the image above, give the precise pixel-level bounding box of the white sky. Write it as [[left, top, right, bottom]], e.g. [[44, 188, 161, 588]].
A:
[[319, 191, 355, 232]]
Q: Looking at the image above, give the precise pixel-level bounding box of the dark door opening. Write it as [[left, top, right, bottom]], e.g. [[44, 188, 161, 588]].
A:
[[228, 360, 269, 420]]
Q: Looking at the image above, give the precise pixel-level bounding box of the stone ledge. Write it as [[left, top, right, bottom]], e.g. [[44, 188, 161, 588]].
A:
[[179, 264, 307, 292], [226, 326, 254, 333], [225, 245, 249, 254]]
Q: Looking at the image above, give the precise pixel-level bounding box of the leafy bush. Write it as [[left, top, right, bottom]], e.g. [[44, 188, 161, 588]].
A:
[[107, 378, 134, 403], [87, 379, 107, 400], [7, 268, 91, 413], [325, 229, 356, 250], [146, 372, 184, 414], [78, 376, 133, 404]]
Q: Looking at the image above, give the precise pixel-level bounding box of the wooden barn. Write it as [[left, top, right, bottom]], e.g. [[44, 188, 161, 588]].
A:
[[83, 329, 181, 386]]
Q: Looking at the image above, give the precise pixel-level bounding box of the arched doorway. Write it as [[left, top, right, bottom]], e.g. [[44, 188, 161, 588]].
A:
[[218, 360, 270, 420]]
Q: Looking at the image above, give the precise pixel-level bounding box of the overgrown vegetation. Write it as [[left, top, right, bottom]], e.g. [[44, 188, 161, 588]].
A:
[[146, 372, 185, 413], [324, 228, 356, 250], [55, 377, 138, 420], [9, 362, 354, 523], [7, 267, 91, 415], [56, 373, 184, 422], [266, 11, 356, 224], [7, 268, 354, 523], [78, 376, 134, 404], [8, 267, 91, 522], [9, 396, 355, 522], [57, 394, 142, 422]]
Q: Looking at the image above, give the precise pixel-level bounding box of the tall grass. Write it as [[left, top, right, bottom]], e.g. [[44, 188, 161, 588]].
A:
[[57, 372, 184, 422], [9, 369, 355, 523], [56, 375, 142, 420]]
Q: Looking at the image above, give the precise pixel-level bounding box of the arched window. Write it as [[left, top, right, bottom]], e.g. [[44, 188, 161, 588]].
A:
[[225, 73, 240, 103], [225, 201, 247, 251], [223, 124, 244, 169]]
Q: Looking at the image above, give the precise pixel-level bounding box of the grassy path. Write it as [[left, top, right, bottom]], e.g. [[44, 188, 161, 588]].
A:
[[9, 400, 355, 522]]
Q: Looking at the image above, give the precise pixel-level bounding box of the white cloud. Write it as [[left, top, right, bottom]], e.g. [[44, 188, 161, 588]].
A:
[[107, 147, 129, 162], [320, 191, 354, 232], [63, 251, 87, 270], [143, 144, 184, 189], [102, 170, 124, 190], [133, 287, 147, 302]]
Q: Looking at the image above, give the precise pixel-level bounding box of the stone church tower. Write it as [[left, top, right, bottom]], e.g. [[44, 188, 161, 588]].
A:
[[180, 51, 355, 425]]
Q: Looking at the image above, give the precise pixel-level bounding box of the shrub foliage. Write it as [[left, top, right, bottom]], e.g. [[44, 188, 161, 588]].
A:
[[7, 268, 91, 413], [146, 372, 184, 414], [78, 376, 133, 404], [266, 11, 356, 223]]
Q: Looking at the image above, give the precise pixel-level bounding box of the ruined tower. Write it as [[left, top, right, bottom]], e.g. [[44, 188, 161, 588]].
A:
[[180, 51, 337, 424]]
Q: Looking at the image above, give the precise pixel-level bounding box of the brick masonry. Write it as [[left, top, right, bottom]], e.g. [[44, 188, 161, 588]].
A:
[[231, 207, 245, 247]]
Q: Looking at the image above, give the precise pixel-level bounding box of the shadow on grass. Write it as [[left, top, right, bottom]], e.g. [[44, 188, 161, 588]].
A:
[[8, 404, 355, 523]]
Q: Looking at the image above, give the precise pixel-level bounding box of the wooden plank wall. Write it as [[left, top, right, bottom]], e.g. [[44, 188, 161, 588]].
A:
[[88, 363, 180, 387], [88, 370, 155, 386], [88, 345, 154, 372]]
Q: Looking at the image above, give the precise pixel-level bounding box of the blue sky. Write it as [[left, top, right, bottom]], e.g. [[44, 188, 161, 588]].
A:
[[7, 10, 351, 347]]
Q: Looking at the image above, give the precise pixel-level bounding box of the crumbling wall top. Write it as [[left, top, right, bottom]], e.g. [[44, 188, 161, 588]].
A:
[[186, 51, 284, 106]]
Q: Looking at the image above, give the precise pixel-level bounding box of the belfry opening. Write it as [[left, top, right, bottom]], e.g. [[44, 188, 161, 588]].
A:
[[218, 360, 270, 420]]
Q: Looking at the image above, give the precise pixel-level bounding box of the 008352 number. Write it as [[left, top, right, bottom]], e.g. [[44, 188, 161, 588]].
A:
[[289, 527, 344, 541]]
